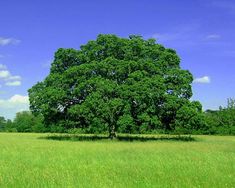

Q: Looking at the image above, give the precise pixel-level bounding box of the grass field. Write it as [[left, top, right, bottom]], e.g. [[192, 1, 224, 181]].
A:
[[0, 133, 234, 188]]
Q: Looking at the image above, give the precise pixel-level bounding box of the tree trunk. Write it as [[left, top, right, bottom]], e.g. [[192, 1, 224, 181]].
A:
[[109, 124, 116, 139]]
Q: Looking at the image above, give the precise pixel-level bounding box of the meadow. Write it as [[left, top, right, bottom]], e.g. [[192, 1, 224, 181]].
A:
[[0, 133, 234, 188]]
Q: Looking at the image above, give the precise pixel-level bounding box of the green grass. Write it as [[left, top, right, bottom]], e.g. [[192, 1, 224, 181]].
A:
[[0, 133, 234, 188]]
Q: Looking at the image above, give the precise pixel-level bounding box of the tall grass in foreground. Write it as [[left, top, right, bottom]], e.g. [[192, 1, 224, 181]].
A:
[[0, 133, 234, 188]]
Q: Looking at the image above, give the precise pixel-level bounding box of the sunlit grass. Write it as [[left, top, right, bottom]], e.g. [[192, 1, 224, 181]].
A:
[[0, 133, 234, 187]]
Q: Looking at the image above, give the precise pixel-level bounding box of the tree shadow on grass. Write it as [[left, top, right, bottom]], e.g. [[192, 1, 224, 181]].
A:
[[39, 134, 196, 142]]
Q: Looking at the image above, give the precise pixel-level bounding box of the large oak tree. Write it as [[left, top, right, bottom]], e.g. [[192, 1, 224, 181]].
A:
[[28, 34, 204, 137]]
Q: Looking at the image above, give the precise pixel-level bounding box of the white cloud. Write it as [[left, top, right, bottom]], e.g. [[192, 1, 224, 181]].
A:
[[193, 76, 211, 84], [0, 37, 20, 46], [0, 95, 29, 108], [8, 95, 29, 104], [5, 81, 21, 86], [0, 95, 29, 119], [0, 64, 22, 86], [206, 34, 221, 40], [0, 70, 10, 78]]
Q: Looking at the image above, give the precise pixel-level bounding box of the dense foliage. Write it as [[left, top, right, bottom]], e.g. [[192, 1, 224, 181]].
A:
[[28, 34, 205, 137]]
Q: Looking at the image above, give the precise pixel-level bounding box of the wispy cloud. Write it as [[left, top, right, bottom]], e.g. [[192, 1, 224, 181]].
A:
[[205, 34, 221, 40], [193, 76, 211, 84], [0, 64, 22, 86], [211, 1, 235, 14], [150, 26, 197, 44], [0, 37, 20, 46], [223, 50, 235, 57], [5, 81, 21, 86], [150, 32, 196, 47], [149, 24, 210, 47], [149, 24, 223, 49], [42, 59, 53, 69], [6, 75, 21, 81], [151, 33, 179, 42]]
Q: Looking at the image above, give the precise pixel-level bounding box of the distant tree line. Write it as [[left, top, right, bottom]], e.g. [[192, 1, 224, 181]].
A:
[[0, 98, 234, 135], [0, 111, 45, 133], [202, 98, 235, 135]]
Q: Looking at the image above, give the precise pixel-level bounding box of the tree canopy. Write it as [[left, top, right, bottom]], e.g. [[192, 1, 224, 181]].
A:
[[28, 34, 204, 137]]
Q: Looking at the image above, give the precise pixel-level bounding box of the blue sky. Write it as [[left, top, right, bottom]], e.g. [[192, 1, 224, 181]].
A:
[[0, 0, 235, 119]]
